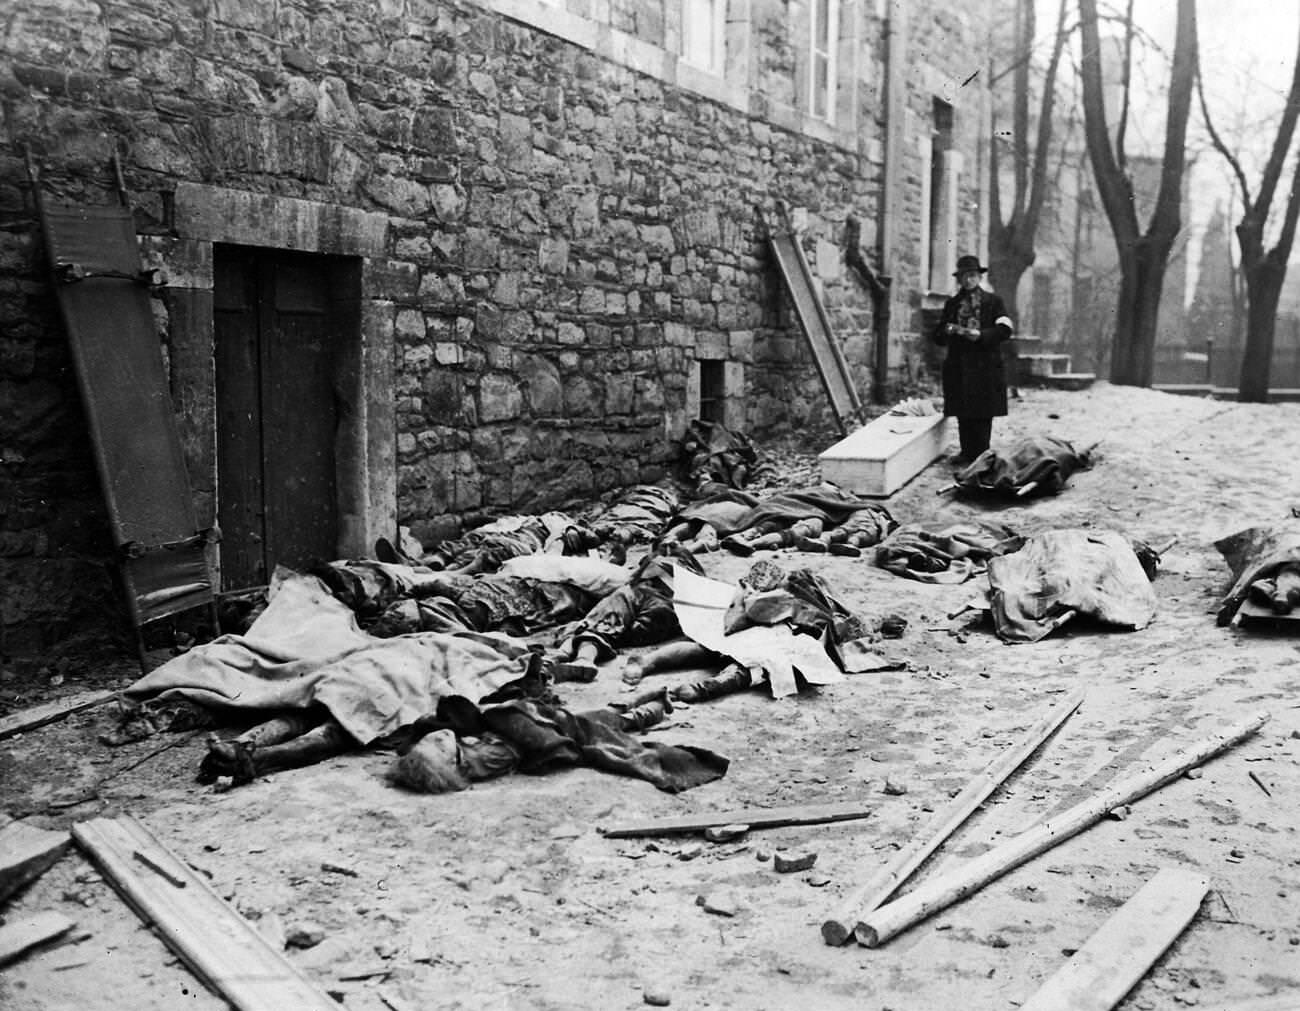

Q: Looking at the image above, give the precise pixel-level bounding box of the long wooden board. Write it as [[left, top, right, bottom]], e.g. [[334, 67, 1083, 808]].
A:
[[0, 690, 116, 742], [767, 227, 863, 435], [822, 689, 1085, 945], [0, 819, 72, 905], [855, 711, 1267, 947], [72, 815, 338, 1011], [1019, 868, 1209, 1011], [1236, 598, 1300, 632], [0, 911, 74, 967], [601, 798, 873, 838]]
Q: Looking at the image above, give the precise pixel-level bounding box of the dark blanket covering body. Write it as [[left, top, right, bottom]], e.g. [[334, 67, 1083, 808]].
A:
[[955, 435, 1091, 498], [730, 485, 888, 535], [876, 521, 1022, 583]]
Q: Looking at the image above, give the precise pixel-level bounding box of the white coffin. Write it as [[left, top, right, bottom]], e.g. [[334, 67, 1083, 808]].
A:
[[818, 412, 948, 497]]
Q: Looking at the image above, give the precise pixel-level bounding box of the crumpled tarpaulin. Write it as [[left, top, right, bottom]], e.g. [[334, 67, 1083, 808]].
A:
[[876, 521, 1023, 583], [985, 528, 1158, 642], [952, 435, 1093, 498], [124, 572, 528, 744], [1214, 522, 1300, 625]]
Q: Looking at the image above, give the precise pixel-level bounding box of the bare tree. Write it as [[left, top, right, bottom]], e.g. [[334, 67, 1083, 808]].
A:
[[987, 0, 1072, 325], [1077, 0, 1198, 386], [1198, 18, 1300, 402]]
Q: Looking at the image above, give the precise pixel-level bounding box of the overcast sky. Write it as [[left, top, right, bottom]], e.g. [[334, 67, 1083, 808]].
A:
[[1040, 1, 1300, 282]]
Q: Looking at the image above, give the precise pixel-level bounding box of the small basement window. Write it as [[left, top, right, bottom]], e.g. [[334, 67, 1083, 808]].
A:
[[697, 359, 726, 423]]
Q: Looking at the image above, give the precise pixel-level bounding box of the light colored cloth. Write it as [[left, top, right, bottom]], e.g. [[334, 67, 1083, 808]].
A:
[[497, 553, 631, 596], [986, 528, 1157, 643], [125, 572, 526, 744]]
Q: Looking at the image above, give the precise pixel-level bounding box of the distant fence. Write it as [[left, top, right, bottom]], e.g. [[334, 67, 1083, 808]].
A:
[[1153, 345, 1300, 389]]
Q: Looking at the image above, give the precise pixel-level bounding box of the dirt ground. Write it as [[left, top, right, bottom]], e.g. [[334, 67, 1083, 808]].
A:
[[2, 382, 1299, 1011]]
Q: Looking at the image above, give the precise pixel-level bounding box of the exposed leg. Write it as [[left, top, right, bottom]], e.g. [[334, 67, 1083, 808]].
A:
[[613, 687, 674, 732], [670, 662, 755, 703], [197, 711, 352, 786]]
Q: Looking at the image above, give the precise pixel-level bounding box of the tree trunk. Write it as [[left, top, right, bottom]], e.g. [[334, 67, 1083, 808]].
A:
[[1078, 0, 1196, 390], [1239, 258, 1286, 401], [1110, 238, 1171, 387], [987, 241, 1034, 326]]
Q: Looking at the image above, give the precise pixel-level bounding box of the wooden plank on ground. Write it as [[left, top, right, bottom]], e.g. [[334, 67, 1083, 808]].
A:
[[0, 690, 116, 741], [72, 815, 338, 1011], [0, 818, 72, 905], [1217, 995, 1300, 1011], [1236, 598, 1300, 632], [822, 689, 1085, 945], [601, 799, 874, 839], [1019, 867, 1209, 1011], [0, 910, 75, 967], [855, 711, 1268, 947]]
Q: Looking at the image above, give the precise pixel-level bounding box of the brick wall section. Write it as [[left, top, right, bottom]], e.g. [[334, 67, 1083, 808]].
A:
[[0, 0, 990, 653]]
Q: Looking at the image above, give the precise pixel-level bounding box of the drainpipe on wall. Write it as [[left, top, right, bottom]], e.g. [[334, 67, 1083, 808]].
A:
[[878, 0, 909, 404], [844, 215, 892, 404]]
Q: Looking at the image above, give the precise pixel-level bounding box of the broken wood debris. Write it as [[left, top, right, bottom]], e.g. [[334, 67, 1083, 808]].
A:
[[601, 798, 874, 839], [0, 911, 75, 968], [854, 710, 1268, 947], [1018, 867, 1209, 1011], [0, 690, 116, 742], [0, 818, 72, 905], [822, 689, 1086, 946], [72, 814, 339, 1010]]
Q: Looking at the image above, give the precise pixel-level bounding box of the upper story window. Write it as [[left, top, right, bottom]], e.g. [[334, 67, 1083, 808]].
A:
[[810, 0, 839, 122], [681, 0, 725, 75]]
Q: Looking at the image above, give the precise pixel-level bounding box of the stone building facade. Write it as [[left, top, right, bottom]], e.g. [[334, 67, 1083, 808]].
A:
[[0, 0, 994, 654]]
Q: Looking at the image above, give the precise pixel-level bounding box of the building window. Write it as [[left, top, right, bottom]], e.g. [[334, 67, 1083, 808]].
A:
[[697, 359, 726, 423], [681, 0, 725, 74], [810, 0, 838, 122]]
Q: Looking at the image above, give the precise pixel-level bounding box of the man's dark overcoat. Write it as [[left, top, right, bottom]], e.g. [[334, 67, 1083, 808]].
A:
[[935, 288, 1014, 418]]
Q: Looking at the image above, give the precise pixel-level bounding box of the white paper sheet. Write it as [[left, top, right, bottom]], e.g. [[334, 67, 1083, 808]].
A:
[[672, 566, 843, 699]]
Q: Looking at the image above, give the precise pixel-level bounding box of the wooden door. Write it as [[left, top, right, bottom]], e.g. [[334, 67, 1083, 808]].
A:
[[214, 247, 343, 590]]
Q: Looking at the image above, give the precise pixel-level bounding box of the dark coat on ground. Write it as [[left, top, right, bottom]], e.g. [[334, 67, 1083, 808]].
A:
[[935, 287, 1014, 418]]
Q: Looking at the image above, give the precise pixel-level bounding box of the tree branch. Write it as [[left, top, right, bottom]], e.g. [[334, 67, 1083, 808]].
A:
[[1195, 63, 1252, 210]]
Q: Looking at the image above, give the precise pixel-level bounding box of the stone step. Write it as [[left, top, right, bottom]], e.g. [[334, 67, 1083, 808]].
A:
[[1040, 371, 1096, 391], [1017, 352, 1074, 377]]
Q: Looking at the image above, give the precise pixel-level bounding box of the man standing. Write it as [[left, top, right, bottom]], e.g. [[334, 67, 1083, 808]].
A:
[[934, 254, 1015, 464]]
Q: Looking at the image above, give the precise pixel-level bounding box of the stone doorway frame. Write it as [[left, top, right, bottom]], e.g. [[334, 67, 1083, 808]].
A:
[[146, 183, 397, 584]]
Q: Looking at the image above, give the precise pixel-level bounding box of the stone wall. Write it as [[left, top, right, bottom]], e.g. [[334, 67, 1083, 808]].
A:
[[0, 0, 992, 654]]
